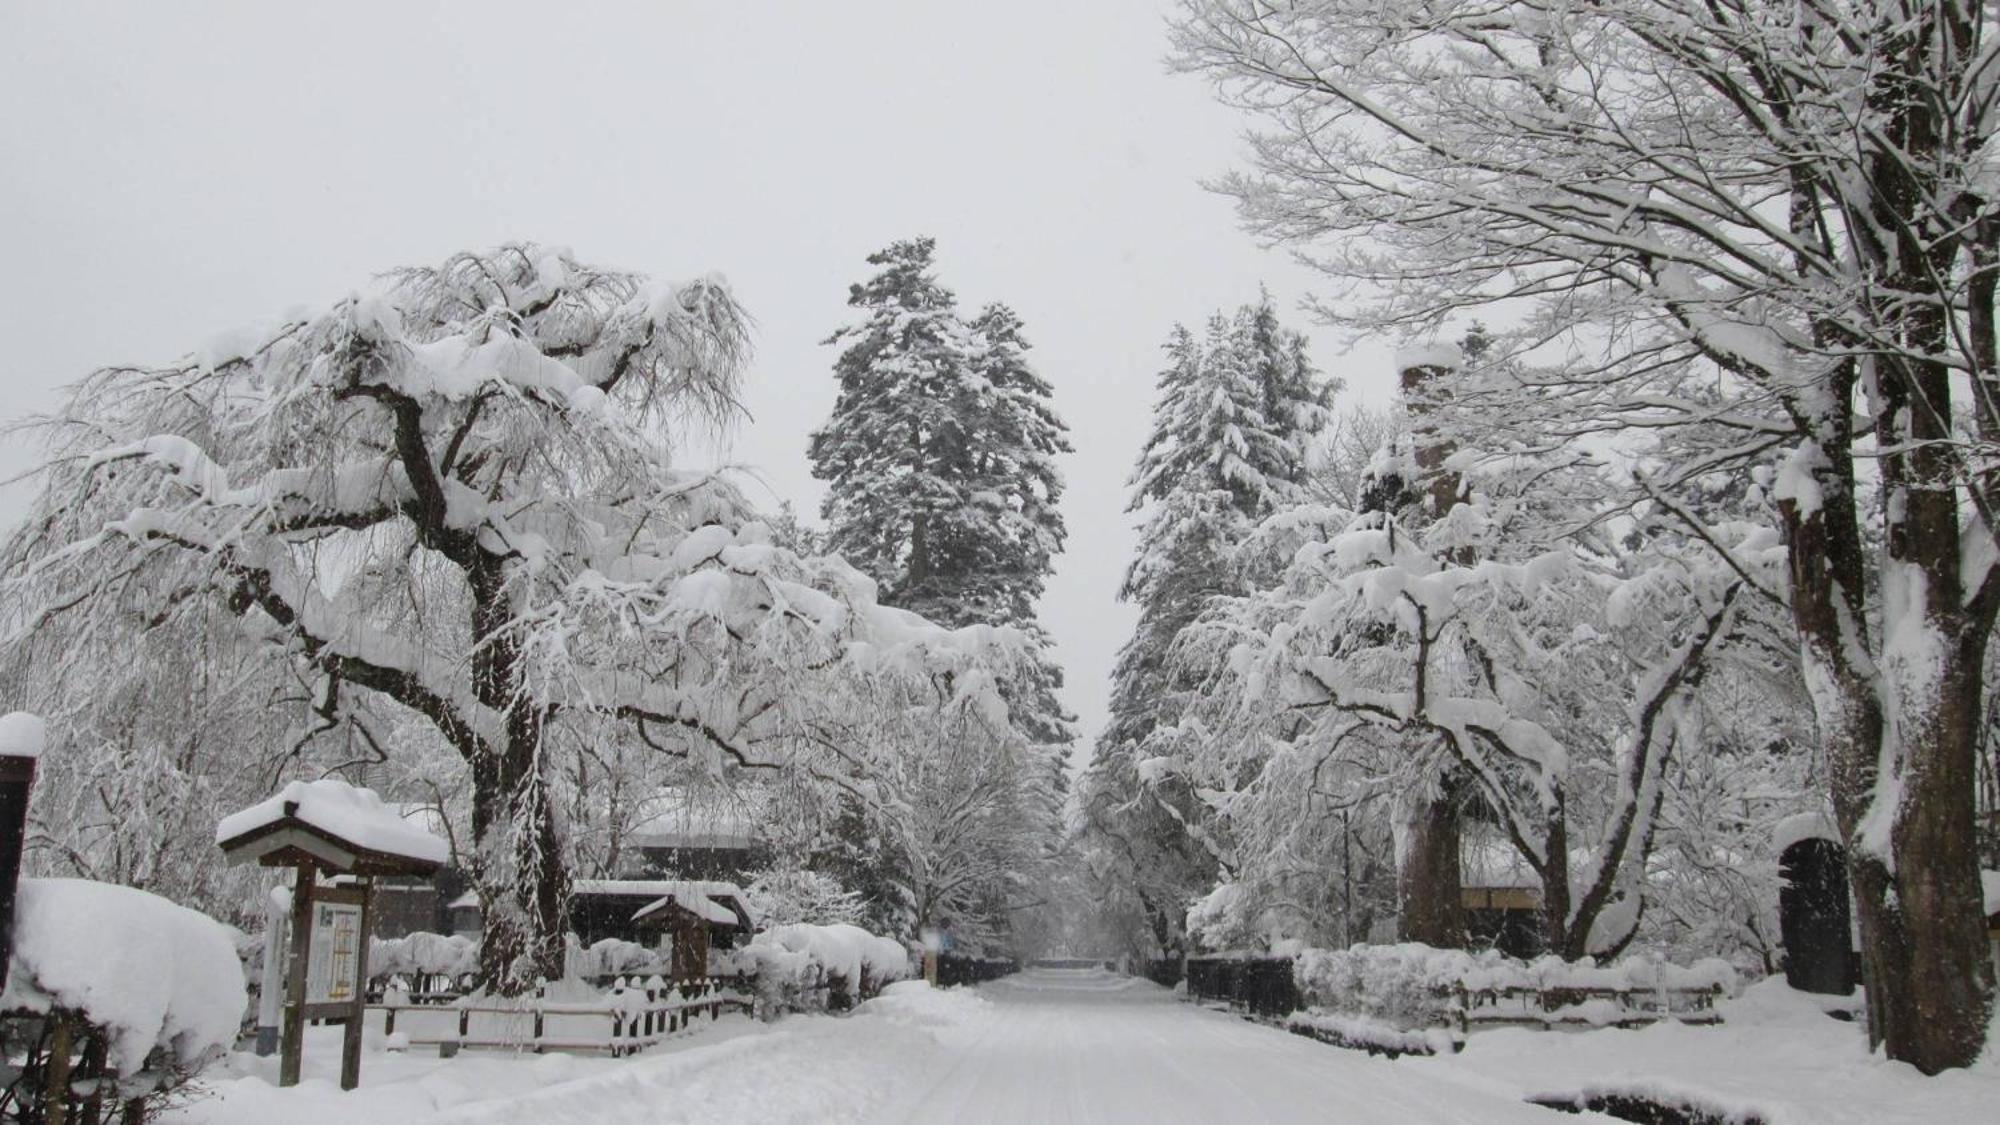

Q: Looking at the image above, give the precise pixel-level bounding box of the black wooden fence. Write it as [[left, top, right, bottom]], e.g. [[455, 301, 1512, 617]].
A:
[[936, 954, 1018, 987], [1183, 956, 1300, 1018]]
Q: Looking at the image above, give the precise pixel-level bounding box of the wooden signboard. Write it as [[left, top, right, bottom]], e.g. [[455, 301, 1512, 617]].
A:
[[218, 785, 441, 1092], [280, 874, 374, 1089]]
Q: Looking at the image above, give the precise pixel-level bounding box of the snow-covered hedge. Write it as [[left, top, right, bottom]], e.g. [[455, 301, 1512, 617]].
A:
[[743, 923, 912, 1015], [1, 878, 245, 1075], [1294, 943, 1491, 1028], [370, 931, 480, 979], [1285, 1011, 1461, 1058], [1293, 943, 1738, 1030], [567, 936, 666, 981]]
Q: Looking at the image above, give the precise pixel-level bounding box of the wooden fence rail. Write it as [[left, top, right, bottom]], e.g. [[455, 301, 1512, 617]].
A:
[[368, 976, 752, 1057], [1446, 982, 1726, 1031]]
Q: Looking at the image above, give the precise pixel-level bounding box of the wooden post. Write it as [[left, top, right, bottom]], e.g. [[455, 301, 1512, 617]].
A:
[[339, 876, 372, 1090], [279, 863, 315, 1087], [255, 888, 288, 1056], [45, 1011, 71, 1125], [0, 749, 38, 993]]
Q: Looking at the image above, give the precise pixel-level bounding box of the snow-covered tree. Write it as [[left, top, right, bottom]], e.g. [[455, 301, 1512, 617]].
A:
[[1, 243, 1016, 993], [1080, 300, 1330, 948], [1174, 0, 2000, 1069], [811, 237, 979, 624], [743, 865, 865, 929], [1177, 452, 1775, 959], [0, 603, 298, 923], [807, 239, 1073, 943]]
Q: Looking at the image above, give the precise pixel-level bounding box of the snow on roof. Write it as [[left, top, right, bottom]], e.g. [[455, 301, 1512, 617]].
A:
[[0, 711, 45, 759], [1773, 810, 1841, 854], [447, 890, 481, 911], [625, 801, 759, 851], [1, 878, 245, 1075], [614, 879, 754, 929], [573, 878, 737, 899], [216, 778, 449, 866], [1394, 342, 1464, 373]]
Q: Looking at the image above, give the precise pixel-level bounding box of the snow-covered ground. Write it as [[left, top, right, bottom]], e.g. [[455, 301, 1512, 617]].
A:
[[172, 968, 1998, 1123], [177, 969, 1546, 1123], [1423, 977, 2000, 1124]]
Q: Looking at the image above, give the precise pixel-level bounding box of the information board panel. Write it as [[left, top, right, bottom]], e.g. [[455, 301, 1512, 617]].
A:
[[305, 900, 363, 1006]]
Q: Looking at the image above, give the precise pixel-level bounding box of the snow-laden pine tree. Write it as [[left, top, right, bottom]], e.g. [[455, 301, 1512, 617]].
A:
[[812, 238, 979, 622], [1, 244, 1019, 993], [1079, 300, 1329, 950], [807, 238, 1073, 940]]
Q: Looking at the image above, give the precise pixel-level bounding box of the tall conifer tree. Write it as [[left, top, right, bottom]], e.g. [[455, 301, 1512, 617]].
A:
[[1081, 297, 1329, 948], [809, 238, 1076, 931]]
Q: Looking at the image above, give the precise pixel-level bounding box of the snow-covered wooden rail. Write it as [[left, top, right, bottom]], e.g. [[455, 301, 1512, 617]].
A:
[[1447, 982, 1726, 1032], [368, 979, 752, 1057]]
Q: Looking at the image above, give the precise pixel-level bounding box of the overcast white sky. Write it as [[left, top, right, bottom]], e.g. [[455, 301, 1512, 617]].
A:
[[0, 0, 1397, 755]]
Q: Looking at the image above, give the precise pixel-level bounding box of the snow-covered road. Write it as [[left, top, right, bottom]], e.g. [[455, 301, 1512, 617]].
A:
[[881, 968, 1556, 1123], [417, 967, 1560, 1124]]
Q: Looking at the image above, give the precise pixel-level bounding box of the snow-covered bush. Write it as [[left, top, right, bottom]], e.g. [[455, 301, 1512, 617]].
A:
[[743, 923, 912, 1017], [1, 879, 245, 1118], [566, 936, 665, 981], [1294, 944, 1502, 1029], [370, 931, 481, 980]]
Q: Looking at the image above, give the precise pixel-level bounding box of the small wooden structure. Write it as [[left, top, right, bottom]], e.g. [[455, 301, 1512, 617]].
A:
[[1774, 812, 1856, 996], [217, 780, 445, 1090], [630, 881, 753, 984], [1460, 837, 1544, 959]]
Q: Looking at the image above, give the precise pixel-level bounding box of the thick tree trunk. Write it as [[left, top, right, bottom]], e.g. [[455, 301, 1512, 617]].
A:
[[1397, 772, 1464, 947], [469, 735, 570, 995], [1395, 358, 1469, 948], [466, 555, 569, 994], [1788, 342, 1994, 1071], [1803, 5, 1999, 1070]]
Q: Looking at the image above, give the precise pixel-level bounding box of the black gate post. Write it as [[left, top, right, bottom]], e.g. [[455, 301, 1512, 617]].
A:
[[0, 712, 44, 993]]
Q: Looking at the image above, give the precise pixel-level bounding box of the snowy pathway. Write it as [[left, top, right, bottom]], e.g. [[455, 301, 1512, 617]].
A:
[[879, 968, 1555, 1123], [188, 968, 1569, 1124]]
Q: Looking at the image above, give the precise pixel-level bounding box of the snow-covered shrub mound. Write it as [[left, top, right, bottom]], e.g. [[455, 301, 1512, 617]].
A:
[[744, 923, 912, 1015], [1, 878, 246, 1075], [1295, 943, 1504, 1028], [370, 931, 480, 979], [567, 935, 665, 980], [1286, 1010, 1461, 1058], [861, 979, 990, 1037]]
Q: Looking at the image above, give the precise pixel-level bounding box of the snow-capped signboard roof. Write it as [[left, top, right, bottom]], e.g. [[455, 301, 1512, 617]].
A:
[[216, 778, 448, 876], [628, 880, 754, 931], [0, 712, 45, 760]]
